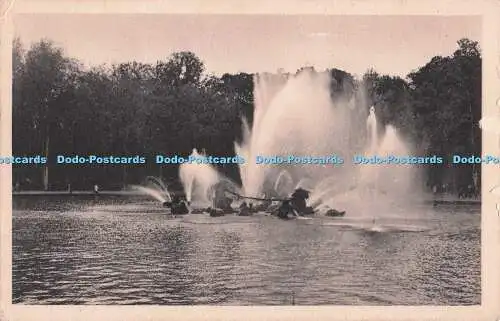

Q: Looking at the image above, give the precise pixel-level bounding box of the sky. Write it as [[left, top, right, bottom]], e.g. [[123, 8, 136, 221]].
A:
[[14, 14, 481, 78]]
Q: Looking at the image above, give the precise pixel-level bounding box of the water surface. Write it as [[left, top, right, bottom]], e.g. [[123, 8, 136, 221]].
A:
[[12, 196, 480, 305]]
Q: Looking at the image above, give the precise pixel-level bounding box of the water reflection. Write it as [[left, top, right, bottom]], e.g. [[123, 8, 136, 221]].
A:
[[12, 197, 480, 305]]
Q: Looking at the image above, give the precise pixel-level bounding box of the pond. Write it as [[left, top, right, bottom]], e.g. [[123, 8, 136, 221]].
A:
[[12, 196, 480, 305]]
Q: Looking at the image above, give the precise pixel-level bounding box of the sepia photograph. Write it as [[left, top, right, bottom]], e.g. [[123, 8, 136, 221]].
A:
[[2, 1, 499, 319], [8, 12, 484, 307]]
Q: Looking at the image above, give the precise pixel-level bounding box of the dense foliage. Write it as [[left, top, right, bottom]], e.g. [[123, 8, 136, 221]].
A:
[[12, 38, 481, 194]]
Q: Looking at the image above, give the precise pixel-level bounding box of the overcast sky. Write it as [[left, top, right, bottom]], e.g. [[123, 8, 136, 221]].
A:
[[14, 14, 481, 78]]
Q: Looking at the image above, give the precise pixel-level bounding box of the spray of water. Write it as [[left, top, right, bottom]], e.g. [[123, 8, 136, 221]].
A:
[[129, 176, 172, 203], [175, 69, 421, 217], [130, 185, 169, 203], [367, 106, 378, 153], [179, 148, 220, 207], [235, 70, 342, 198], [273, 170, 294, 197], [233, 69, 421, 218]]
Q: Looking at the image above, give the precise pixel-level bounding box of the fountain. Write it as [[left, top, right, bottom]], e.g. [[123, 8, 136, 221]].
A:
[[367, 106, 378, 153], [178, 148, 223, 208], [235, 71, 345, 199], [273, 169, 294, 198], [173, 69, 420, 218], [130, 176, 172, 203], [359, 105, 380, 201], [233, 69, 421, 218]]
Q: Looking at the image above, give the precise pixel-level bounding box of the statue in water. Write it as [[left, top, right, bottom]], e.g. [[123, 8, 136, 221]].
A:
[[211, 182, 234, 212], [274, 188, 311, 219], [276, 200, 295, 219], [275, 187, 345, 218], [290, 188, 314, 214], [163, 195, 189, 215], [238, 201, 252, 216]]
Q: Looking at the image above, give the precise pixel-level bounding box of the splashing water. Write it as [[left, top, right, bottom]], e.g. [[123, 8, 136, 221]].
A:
[[235, 70, 343, 198], [130, 176, 172, 203], [174, 70, 421, 217], [145, 176, 168, 193], [273, 169, 294, 197], [234, 69, 421, 218], [129, 176, 172, 204], [146, 176, 172, 201], [366, 106, 378, 153], [179, 148, 220, 207], [130, 185, 170, 203]]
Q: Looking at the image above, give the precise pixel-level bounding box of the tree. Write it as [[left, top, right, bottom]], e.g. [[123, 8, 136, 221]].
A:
[[11, 37, 481, 194], [13, 39, 80, 189], [155, 51, 205, 89], [454, 38, 480, 58], [408, 38, 481, 191]]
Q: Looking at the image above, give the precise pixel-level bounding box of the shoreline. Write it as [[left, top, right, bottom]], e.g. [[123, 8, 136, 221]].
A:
[[12, 190, 149, 196], [11, 190, 481, 205]]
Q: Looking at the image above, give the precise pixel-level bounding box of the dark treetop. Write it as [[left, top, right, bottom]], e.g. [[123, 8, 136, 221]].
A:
[[12, 38, 481, 195]]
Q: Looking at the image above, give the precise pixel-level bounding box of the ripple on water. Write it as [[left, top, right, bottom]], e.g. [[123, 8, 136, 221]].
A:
[[12, 200, 480, 305]]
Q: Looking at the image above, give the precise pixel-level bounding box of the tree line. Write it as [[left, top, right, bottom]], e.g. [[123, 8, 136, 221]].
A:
[[12, 37, 481, 195]]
